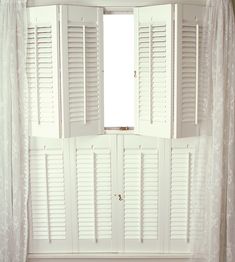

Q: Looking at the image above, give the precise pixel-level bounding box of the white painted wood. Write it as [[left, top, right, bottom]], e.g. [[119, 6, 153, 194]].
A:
[[60, 6, 104, 137], [27, 252, 191, 262], [69, 135, 116, 252], [167, 138, 204, 253], [27, 0, 206, 8], [173, 4, 205, 138], [27, 6, 60, 137], [119, 135, 164, 252], [134, 5, 173, 138], [28, 137, 73, 253]]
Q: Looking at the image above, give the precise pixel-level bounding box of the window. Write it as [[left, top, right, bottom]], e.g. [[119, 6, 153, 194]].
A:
[[104, 14, 134, 128]]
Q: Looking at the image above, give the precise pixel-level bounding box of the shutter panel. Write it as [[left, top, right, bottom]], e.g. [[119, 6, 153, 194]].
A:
[[70, 136, 116, 252], [28, 138, 72, 253], [134, 5, 173, 138], [169, 139, 204, 252], [120, 135, 163, 252], [27, 7, 60, 137], [60, 6, 103, 137], [174, 4, 205, 137]]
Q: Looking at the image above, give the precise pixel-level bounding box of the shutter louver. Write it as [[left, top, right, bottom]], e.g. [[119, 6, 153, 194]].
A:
[[29, 138, 72, 253], [174, 4, 205, 137], [71, 136, 114, 252], [121, 136, 162, 252], [135, 5, 173, 138], [27, 7, 60, 138], [169, 139, 205, 252], [60, 6, 103, 137]]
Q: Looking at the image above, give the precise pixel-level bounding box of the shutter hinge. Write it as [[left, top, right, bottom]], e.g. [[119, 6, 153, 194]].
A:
[[134, 70, 137, 78]]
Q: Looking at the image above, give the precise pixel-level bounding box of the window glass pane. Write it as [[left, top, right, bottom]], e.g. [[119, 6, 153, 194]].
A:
[[104, 14, 134, 127]]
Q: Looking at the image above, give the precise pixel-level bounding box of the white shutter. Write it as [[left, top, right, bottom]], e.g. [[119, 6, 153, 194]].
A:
[[60, 6, 103, 137], [28, 138, 72, 253], [134, 5, 173, 138], [27, 7, 60, 138], [174, 4, 205, 137], [69, 136, 116, 252], [168, 139, 204, 252], [119, 135, 163, 252]]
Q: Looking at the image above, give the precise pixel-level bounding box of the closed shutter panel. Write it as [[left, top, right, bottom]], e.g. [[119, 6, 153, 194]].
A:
[[60, 6, 103, 137], [169, 139, 204, 252], [27, 7, 60, 138], [28, 138, 72, 253], [174, 4, 205, 137], [70, 136, 115, 252], [135, 5, 173, 138], [120, 135, 163, 252]]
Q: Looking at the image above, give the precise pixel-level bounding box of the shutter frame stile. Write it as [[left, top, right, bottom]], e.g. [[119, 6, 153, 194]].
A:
[[27, 6, 61, 138], [134, 5, 173, 138], [60, 6, 104, 138]]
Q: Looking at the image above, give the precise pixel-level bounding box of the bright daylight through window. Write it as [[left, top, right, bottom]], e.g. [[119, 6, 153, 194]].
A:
[[104, 14, 134, 128]]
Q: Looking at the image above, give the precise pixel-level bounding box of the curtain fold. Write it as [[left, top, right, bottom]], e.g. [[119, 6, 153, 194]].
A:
[[0, 0, 29, 261], [191, 0, 235, 261]]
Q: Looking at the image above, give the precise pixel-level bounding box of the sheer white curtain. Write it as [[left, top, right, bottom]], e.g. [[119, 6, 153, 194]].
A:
[[0, 0, 28, 261], [191, 0, 235, 261]]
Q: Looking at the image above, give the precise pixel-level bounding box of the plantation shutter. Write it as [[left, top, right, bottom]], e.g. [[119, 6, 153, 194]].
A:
[[134, 5, 173, 138], [69, 136, 116, 252], [174, 5, 205, 137], [27, 7, 60, 137], [60, 6, 103, 137], [168, 139, 204, 252], [118, 135, 163, 252], [28, 138, 72, 253]]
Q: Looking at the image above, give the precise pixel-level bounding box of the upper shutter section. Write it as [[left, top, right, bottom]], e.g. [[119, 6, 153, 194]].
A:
[[174, 4, 205, 138], [27, 6, 60, 138], [60, 6, 103, 137], [134, 5, 173, 138]]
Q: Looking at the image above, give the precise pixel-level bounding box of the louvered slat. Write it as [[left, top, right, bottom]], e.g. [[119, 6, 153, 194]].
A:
[[181, 25, 197, 123], [124, 148, 159, 240], [170, 148, 193, 241], [27, 26, 55, 125], [76, 148, 112, 241], [30, 148, 66, 241], [67, 23, 100, 126]]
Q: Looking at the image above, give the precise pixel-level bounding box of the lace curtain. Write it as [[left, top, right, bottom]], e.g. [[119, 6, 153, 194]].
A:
[[0, 0, 28, 261], [191, 0, 235, 261]]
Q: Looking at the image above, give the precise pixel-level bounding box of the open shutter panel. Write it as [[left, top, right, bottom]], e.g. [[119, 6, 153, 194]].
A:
[[168, 139, 205, 252], [60, 6, 103, 137], [174, 4, 205, 137], [134, 5, 173, 138], [120, 136, 163, 252], [70, 136, 115, 252], [28, 138, 72, 253], [27, 6, 60, 138]]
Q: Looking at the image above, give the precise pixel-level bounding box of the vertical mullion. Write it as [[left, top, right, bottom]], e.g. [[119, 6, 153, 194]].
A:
[[92, 146, 97, 242], [187, 152, 191, 243], [149, 24, 152, 124], [44, 150, 51, 243], [83, 25, 87, 124], [139, 146, 143, 243], [34, 26, 40, 125]]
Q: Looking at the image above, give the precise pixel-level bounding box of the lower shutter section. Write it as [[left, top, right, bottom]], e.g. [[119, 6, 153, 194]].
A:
[[120, 135, 163, 252], [70, 136, 115, 252], [28, 135, 204, 254], [28, 138, 72, 253], [168, 139, 204, 253]]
